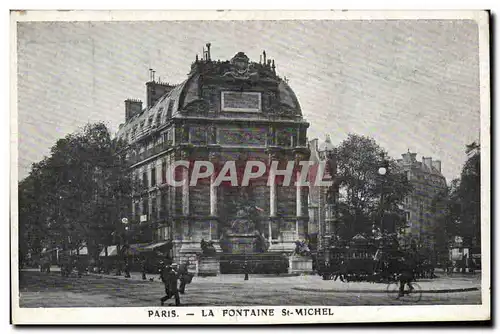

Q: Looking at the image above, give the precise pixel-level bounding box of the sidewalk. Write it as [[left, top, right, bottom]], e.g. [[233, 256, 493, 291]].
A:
[[292, 277, 481, 294], [85, 270, 481, 294]]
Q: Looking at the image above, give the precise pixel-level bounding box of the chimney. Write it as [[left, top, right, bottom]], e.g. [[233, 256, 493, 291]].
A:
[[310, 138, 319, 152], [206, 43, 211, 61], [401, 152, 411, 163], [146, 81, 174, 109], [432, 160, 442, 173], [422, 157, 433, 170], [125, 99, 143, 121]]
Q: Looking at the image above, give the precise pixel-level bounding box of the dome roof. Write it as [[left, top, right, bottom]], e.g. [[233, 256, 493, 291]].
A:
[[278, 80, 301, 115], [117, 51, 304, 142]]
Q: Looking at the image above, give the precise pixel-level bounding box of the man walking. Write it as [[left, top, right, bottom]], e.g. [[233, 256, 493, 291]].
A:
[[243, 260, 250, 281], [177, 261, 191, 294], [160, 264, 180, 306], [124, 258, 131, 278]]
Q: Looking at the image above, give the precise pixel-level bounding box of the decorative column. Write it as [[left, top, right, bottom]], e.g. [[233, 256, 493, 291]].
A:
[[294, 150, 309, 241], [296, 168, 302, 240], [182, 169, 190, 217], [267, 150, 296, 253], [178, 149, 202, 272], [209, 152, 219, 241], [269, 168, 277, 217], [268, 152, 278, 242], [207, 151, 222, 256], [179, 150, 190, 241], [210, 174, 218, 218]]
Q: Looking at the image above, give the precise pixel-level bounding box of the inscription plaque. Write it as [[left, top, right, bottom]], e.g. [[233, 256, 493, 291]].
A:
[[221, 91, 261, 112]]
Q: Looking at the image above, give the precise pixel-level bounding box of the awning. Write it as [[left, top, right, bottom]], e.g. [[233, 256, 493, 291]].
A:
[[100, 245, 119, 257], [125, 243, 150, 255], [144, 241, 171, 250], [41, 247, 58, 254], [70, 246, 88, 256]]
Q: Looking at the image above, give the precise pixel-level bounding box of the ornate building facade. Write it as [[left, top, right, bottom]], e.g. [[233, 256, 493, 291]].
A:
[[116, 46, 311, 265]]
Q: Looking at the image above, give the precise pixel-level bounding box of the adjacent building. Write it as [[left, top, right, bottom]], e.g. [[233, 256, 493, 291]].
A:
[[396, 151, 447, 252], [308, 136, 337, 249], [116, 45, 311, 266]]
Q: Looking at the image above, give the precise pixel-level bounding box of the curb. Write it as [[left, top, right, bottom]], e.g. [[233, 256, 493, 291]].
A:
[[292, 287, 480, 294], [85, 272, 161, 282]]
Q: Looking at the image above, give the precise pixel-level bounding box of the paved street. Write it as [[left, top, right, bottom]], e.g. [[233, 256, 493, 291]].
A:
[[18, 268, 481, 308]]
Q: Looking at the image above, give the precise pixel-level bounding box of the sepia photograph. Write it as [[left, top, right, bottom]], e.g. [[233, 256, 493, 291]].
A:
[[10, 10, 490, 324]]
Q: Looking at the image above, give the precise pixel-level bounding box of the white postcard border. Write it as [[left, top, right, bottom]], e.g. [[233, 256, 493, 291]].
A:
[[10, 9, 491, 324]]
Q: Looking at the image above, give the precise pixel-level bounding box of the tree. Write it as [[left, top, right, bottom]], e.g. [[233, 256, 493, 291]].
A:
[[429, 142, 481, 261], [458, 142, 481, 247], [334, 134, 413, 240], [429, 180, 460, 263], [447, 142, 481, 248], [18, 122, 132, 262]]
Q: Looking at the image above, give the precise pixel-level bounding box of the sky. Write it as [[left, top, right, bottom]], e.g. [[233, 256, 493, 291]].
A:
[[16, 19, 481, 182]]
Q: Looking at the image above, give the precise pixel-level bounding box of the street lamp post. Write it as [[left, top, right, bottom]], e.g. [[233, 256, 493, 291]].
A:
[[115, 217, 129, 276], [377, 153, 389, 250]]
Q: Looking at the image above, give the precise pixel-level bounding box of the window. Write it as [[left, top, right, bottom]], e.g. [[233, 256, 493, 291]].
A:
[[134, 201, 140, 222], [167, 100, 174, 115], [189, 127, 207, 145], [160, 192, 167, 218], [151, 167, 157, 187], [161, 161, 167, 184], [405, 211, 411, 222], [151, 197, 157, 219], [142, 172, 148, 188], [143, 198, 149, 216]]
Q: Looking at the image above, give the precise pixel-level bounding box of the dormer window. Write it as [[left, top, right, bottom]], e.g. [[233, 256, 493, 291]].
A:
[[167, 100, 174, 116]]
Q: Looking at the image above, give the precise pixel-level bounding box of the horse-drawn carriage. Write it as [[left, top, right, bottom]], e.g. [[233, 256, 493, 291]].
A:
[[316, 234, 404, 282], [316, 234, 437, 282]]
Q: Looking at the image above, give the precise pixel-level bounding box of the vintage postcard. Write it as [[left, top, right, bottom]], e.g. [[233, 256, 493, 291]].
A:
[[10, 10, 490, 324]]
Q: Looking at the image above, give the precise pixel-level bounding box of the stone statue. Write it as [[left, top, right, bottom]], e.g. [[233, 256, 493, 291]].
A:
[[227, 206, 256, 235], [293, 240, 311, 257], [200, 239, 216, 256]]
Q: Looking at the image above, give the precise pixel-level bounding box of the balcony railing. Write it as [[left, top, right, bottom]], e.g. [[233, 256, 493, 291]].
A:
[[128, 141, 172, 165]]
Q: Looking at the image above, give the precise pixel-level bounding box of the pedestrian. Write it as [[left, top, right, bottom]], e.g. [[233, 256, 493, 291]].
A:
[[178, 261, 192, 294], [462, 254, 468, 273], [115, 258, 122, 276], [243, 260, 249, 280], [76, 259, 84, 278], [160, 264, 181, 306], [141, 256, 147, 280], [334, 259, 346, 282], [124, 258, 131, 278], [397, 254, 415, 298]]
